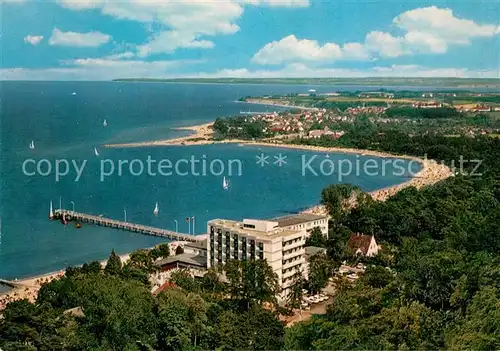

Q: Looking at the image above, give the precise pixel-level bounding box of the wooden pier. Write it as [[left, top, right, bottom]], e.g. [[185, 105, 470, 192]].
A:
[[52, 209, 199, 242]]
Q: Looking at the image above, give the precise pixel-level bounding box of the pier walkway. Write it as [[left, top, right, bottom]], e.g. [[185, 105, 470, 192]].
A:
[[53, 209, 199, 242]]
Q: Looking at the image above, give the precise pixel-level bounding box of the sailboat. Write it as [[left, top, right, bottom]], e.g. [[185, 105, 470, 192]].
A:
[[71, 92, 76, 96], [94, 147, 99, 156], [103, 119, 108, 127], [223, 176, 229, 190], [49, 201, 54, 219], [29, 140, 35, 150], [153, 202, 159, 216]]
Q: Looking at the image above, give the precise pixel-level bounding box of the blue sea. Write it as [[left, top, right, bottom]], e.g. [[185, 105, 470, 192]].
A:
[[0, 81, 428, 279]]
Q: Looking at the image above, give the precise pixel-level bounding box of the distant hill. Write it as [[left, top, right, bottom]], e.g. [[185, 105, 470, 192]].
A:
[[112, 77, 500, 88]]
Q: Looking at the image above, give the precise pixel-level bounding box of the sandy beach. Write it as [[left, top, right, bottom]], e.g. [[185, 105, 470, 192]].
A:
[[105, 122, 214, 148], [105, 121, 452, 205], [2, 121, 452, 310], [239, 98, 320, 111]]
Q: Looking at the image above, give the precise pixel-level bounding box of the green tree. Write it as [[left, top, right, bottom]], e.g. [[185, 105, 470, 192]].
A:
[[170, 269, 200, 293], [175, 245, 184, 255], [308, 253, 333, 293], [286, 268, 305, 313], [104, 249, 122, 276], [151, 243, 170, 260], [305, 226, 327, 247], [224, 259, 280, 310]]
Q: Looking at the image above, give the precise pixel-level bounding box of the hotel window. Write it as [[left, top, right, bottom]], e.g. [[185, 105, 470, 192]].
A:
[[210, 226, 214, 234], [243, 223, 256, 229], [259, 252, 264, 260], [233, 235, 238, 253], [242, 237, 247, 259], [250, 240, 255, 260], [258, 242, 264, 251]]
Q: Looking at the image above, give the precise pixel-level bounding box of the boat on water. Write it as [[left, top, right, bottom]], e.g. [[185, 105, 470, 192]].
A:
[[29, 140, 35, 150], [103, 119, 107, 127], [153, 202, 159, 216], [223, 176, 229, 190], [75, 222, 82, 229], [71, 92, 76, 96], [49, 201, 54, 219], [94, 147, 99, 156]]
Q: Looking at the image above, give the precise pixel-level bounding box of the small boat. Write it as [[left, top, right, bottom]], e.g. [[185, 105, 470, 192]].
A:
[[223, 176, 229, 190], [153, 202, 159, 216], [29, 140, 35, 150], [103, 119, 107, 127], [49, 201, 54, 219], [75, 222, 82, 229], [71, 92, 76, 96], [94, 147, 99, 156]]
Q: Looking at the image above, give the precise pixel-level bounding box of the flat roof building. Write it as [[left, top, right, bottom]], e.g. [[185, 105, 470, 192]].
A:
[[207, 218, 309, 297], [270, 213, 329, 237]]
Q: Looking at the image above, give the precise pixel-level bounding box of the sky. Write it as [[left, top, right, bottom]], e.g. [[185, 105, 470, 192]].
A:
[[1, 0, 499, 80]]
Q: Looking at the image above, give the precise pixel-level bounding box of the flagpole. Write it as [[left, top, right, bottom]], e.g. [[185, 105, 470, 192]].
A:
[[192, 216, 195, 235], [188, 218, 191, 235]]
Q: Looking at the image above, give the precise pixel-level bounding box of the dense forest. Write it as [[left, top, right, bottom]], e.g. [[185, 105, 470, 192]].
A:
[[285, 133, 500, 350], [2, 126, 500, 349]]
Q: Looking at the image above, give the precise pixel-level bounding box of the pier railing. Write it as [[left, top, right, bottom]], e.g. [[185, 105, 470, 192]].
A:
[[52, 209, 199, 242]]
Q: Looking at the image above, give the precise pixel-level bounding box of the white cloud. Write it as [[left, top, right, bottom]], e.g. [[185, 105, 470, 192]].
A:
[[104, 51, 135, 60], [191, 63, 500, 79], [238, 0, 309, 7], [393, 6, 500, 44], [0, 57, 199, 81], [24, 35, 44, 45], [252, 35, 371, 64], [253, 6, 500, 65], [2, 61, 498, 80], [364, 31, 407, 58], [0, 0, 26, 4], [136, 31, 215, 57], [56, 0, 308, 56], [48, 28, 111, 47]]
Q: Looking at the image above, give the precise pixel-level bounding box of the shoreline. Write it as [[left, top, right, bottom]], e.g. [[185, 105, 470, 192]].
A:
[[3, 122, 452, 308], [236, 99, 320, 111], [105, 120, 452, 206], [0, 240, 189, 310]]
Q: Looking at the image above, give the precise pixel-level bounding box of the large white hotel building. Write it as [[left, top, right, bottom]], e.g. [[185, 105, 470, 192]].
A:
[[206, 213, 329, 295]]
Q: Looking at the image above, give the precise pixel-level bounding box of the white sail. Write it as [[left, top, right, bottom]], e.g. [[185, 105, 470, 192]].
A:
[[223, 176, 229, 190], [153, 202, 159, 215], [71, 92, 76, 96], [103, 119, 107, 127], [49, 201, 54, 219], [29, 140, 35, 149], [94, 147, 99, 156]]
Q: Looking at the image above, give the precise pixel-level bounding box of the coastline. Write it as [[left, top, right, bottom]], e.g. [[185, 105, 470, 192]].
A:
[[237, 99, 320, 111], [105, 121, 453, 209], [0, 240, 188, 310], [4, 121, 452, 309]]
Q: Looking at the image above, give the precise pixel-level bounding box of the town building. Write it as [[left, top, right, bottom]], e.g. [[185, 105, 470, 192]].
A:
[[184, 239, 208, 258], [347, 234, 379, 257], [207, 218, 309, 297], [155, 253, 207, 272], [269, 213, 330, 237]]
